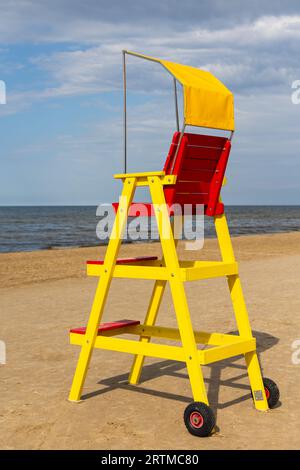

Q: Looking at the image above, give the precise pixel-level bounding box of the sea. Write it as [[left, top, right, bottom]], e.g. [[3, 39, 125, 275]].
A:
[[0, 206, 300, 253]]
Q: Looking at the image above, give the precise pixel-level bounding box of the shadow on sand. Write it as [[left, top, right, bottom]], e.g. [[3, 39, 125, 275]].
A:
[[82, 330, 280, 419]]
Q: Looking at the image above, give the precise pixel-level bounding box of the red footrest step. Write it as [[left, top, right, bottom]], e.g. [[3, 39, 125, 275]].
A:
[[86, 256, 158, 265], [70, 319, 140, 335]]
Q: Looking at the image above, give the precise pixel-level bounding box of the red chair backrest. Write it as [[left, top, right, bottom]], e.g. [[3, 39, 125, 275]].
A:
[[163, 132, 231, 216]]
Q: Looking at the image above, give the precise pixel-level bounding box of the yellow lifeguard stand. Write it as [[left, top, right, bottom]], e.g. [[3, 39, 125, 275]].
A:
[[68, 51, 279, 436]]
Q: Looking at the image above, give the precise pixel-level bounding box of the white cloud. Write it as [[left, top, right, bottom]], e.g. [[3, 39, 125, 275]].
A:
[[1, 2, 300, 204], [25, 14, 300, 99]]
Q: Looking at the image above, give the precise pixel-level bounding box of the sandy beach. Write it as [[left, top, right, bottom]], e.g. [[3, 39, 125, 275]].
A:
[[1, 231, 300, 449]]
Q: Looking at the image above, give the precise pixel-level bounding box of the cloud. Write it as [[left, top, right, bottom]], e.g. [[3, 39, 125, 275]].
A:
[[1, 1, 300, 204], [12, 12, 296, 106], [1, 3, 300, 110], [1, 1, 300, 43]]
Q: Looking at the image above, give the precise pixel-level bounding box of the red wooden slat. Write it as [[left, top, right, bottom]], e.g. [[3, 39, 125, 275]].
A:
[[185, 145, 223, 160], [70, 320, 141, 335], [179, 170, 214, 183], [172, 193, 209, 205], [112, 202, 155, 216], [182, 158, 217, 171], [175, 180, 211, 194], [163, 132, 231, 216], [113, 131, 231, 218], [185, 133, 227, 148], [206, 140, 231, 214], [87, 256, 158, 265]]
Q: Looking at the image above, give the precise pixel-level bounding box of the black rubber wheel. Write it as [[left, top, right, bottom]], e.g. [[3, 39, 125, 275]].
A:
[[251, 377, 280, 408], [263, 377, 280, 408], [184, 402, 215, 437]]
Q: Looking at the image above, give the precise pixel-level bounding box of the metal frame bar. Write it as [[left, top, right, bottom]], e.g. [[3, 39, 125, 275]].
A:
[[173, 77, 180, 132], [122, 49, 183, 173], [170, 122, 186, 173], [122, 51, 127, 173], [122, 50, 234, 173]]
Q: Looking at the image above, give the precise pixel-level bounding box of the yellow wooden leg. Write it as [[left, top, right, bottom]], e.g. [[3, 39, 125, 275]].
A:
[[148, 177, 208, 404], [129, 222, 179, 385], [169, 276, 208, 404], [228, 275, 268, 410], [129, 279, 167, 385], [68, 177, 137, 401], [215, 213, 268, 411]]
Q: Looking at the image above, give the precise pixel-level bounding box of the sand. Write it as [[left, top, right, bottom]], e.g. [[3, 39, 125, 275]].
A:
[[1, 232, 300, 449]]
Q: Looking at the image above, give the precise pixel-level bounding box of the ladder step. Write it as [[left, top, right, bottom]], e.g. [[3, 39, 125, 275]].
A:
[[70, 319, 140, 335], [86, 256, 158, 265]]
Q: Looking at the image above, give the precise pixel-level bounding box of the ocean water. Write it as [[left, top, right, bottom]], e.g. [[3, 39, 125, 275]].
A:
[[0, 205, 300, 253]]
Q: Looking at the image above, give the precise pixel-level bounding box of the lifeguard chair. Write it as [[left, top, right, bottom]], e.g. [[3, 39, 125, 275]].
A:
[[68, 51, 279, 437]]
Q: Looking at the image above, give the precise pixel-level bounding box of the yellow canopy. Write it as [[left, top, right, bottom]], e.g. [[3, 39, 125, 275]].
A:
[[126, 51, 234, 131]]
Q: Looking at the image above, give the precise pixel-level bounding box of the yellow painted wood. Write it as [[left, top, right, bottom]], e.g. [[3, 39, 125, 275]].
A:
[[70, 325, 253, 347], [69, 170, 270, 416], [114, 171, 165, 179], [70, 333, 186, 362], [199, 338, 256, 365], [129, 220, 179, 386], [123, 325, 249, 346], [114, 172, 176, 186], [214, 212, 269, 411], [183, 261, 238, 281], [135, 175, 177, 186], [87, 263, 169, 280], [70, 332, 254, 366], [68, 177, 137, 402], [128, 278, 167, 385], [148, 175, 208, 404], [87, 259, 238, 282]]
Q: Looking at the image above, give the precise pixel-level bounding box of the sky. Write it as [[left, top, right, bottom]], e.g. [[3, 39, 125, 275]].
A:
[[0, 0, 300, 205]]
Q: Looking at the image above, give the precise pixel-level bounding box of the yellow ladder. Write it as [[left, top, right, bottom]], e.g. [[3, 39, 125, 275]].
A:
[[68, 171, 272, 437]]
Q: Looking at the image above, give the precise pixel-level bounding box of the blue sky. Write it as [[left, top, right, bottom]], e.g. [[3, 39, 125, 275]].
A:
[[0, 0, 300, 205]]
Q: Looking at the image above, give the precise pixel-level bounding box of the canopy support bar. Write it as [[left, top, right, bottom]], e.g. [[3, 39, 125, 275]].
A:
[[171, 122, 186, 173], [173, 78, 180, 132], [122, 50, 127, 173], [122, 50, 183, 172]]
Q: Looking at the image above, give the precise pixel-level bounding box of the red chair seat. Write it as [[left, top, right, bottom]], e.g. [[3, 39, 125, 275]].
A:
[[113, 132, 231, 217]]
